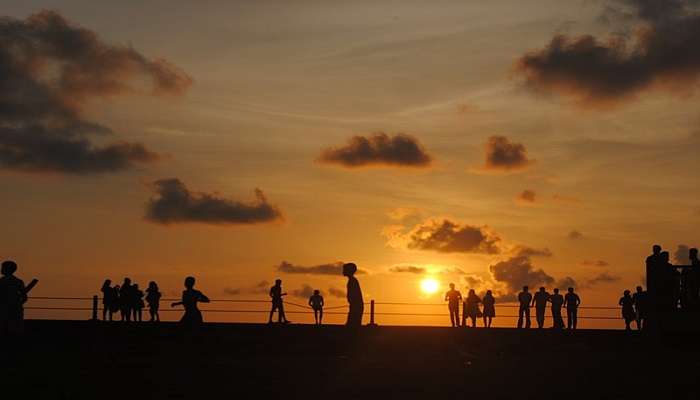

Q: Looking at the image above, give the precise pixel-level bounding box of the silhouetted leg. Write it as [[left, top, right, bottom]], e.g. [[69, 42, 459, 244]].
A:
[[536, 308, 545, 328], [279, 304, 285, 323], [572, 309, 577, 329], [319, 309, 323, 325], [525, 307, 531, 328], [462, 303, 467, 327], [517, 307, 524, 328]]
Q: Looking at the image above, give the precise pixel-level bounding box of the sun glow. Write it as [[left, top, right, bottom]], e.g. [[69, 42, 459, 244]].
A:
[[420, 278, 440, 294]]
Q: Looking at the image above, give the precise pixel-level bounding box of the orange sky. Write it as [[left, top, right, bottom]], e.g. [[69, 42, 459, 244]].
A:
[[4, 1, 700, 329]]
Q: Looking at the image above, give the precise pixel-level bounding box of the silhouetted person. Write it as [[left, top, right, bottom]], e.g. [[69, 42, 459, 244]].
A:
[[463, 289, 481, 328], [0, 260, 27, 336], [619, 290, 635, 331], [343, 263, 364, 327], [659, 251, 678, 311], [171, 276, 210, 327], [632, 286, 647, 331], [308, 290, 324, 325], [119, 278, 133, 322], [132, 284, 145, 322], [101, 279, 116, 321], [444, 283, 462, 327], [269, 279, 289, 324], [517, 286, 532, 329], [549, 288, 564, 329], [645, 245, 662, 317], [146, 281, 161, 322], [532, 287, 550, 329], [688, 248, 700, 310], [564, 287, 581, 330], [482, 290, 495, 328]]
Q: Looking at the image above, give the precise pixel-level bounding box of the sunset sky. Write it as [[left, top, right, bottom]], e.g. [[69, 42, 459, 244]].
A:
[[4, 0, 700, 327]]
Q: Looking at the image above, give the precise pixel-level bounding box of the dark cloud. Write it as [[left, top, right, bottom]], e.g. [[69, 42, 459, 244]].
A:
[[587, 272, 621, 285], [389, 265, 426, 274], [513, 246, 553, 258], [318, 132, 432, 168], [406, 219, 502, 254], [515, 0, 700, 106], [489, 256, 555, 296], [276, 261, 366, 275], [145, 179, 282, 225], [674, 244, 691, 264], [556, 276, 578, 289], [582, 259, 610, 267], [292, 284, 315, 298], [223, 280, 270, 296], [0, 11, 191, 173], [328, 287, 346, 298], [483, 136, 533, 171], [516, 189, 537, 203], [568, 230, 583, 240]]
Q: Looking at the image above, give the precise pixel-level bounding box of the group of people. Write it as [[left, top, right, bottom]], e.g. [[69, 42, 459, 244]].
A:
[[445, 284, 583, 329], [100, 279, 162, 322], [619, 286, 648, 330], [645, 244, 700, 313]]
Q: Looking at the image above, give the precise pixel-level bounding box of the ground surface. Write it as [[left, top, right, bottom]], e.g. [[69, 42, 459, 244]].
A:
[[3, 320, 699, 399]]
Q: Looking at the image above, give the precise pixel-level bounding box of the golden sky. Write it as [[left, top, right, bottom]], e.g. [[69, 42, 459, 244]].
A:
[[3, 0, 700, 328]]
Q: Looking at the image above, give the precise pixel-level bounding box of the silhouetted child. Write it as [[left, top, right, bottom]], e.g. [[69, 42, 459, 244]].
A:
[[343, 263, 364, 327], [120, 278, 133, 322], [269, 279, 289, 324], [564, 287, 581, 330], [0, 260, 27, 336], [619, 290, 635, 331], [632, 286, 647, 330], [549, 288, 564, 329], [444, 283, 462, 327], [171, 276, 210, 327], [132, 284, 145, 322], [308, 290, 324, 325], [532, 287, 550, 329], [464, 289, 481, 328], [101, 279, 116, 321], [517, 286, 532, 328], [482, 290, 495, 328], [146, 281, 161, 322]]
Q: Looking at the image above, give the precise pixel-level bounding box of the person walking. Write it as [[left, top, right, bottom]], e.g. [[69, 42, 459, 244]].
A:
[[268, 279, 290, 324], [464, 289, 481, 328], [632, 286, 647, 330], [619, 290, 635, 331]]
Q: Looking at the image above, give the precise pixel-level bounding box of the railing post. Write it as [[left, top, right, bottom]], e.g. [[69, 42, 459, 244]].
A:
[[368, 300, 377, 326], [91, 295, 98, 321]]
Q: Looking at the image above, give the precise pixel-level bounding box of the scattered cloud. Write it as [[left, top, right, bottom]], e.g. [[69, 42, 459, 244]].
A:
[[318, 132, 432, 168], [483, 136, 534, 172], [582, 260, 610, 267], [489, 256, 555, 297], [556, 276, 578, 289], [674, 244, 691, 264], [328, 287, 346, 298], [568, 230, 583, 240], [0, 11, 191, 174], [145, 179, 282, 225], [389, 265, 426, 274], [276, 261, 366, 275], [512, 246, 553, 258], [385, 219, 502, 254], [292, 284, 315, 298], [516, 189, 537, 204], [586, 272, 621, 286], [514, 0, 700, 106], [223, 280, 270, 296]]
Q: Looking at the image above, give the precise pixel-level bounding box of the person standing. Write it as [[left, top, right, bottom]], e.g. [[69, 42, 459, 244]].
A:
[[464, 289, 481, 328], [268, 279, 289, 324], [517, 286, 532, 329], [119, 278, 133, 322], [132, 283, 145, 322], [532, 287, 550, 329], [343, 263, 364, 327], [444, 283, 462, 327], [564, 287, 581, 330], [632, 286, 647, 330], [171, 276, 210, 327], [549, 288, 565, 329], [0, 260, 27, 336], [145, 281, 161, 322], [308, 290, 324, 325], [482, 290, 496, 328], [100, 279, 116, 321], [619, 290, 635, 331]]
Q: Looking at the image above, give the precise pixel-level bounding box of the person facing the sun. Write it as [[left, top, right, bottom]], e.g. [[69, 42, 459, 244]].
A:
[[445, 283, 462, 327]]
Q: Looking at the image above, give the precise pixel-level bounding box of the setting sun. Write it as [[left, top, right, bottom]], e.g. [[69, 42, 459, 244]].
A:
[[420, 278, 440, 294]]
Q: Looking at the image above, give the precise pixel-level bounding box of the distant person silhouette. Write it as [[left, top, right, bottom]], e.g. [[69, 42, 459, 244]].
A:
[[532, 287, 550, 329], [171, 276, 210, 327], [687, 248, 700, 310], [268, 279, 290, 324], [659, 251, 677, 311], [0, 260, 27, 336], [619, 290, 635, 331], [645, 245, 662, 312], [132, 284, 145, 322], [548, 288, 564, 329], [517, 286, 532, 329], [146, 281, 161, 322], [308, 290, 324, 325], [482, 290, 495, 328], [101, 279, 116, 321], [564, 287, 581, 330], [444, 283, 462, 327], [343, 263, 364, 327], [463, 289, 481, 328], [119, 278, 133, 322], [632, 286, 647, 331]]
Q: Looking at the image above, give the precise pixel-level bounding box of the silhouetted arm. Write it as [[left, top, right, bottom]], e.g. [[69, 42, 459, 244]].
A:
[[171, 301, 183, 307], [576, 295, 581, 307], [199, 292, 210, 303]]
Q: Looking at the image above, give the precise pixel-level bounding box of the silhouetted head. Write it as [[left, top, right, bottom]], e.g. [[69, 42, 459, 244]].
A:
[[1, 260, 17, 276], [133, 283, 139, 290], [313, 289, 320, 295], [523, 286, 529, 292], [184, 276, 195, 289], [636, 286, 643, 293], [690, 248, 698, 260], [568, 287, 574, 293], [553, 288, 559, 294], [343, 263, 357, 277], [486, 290, 492, 297], [275, 279, 282, 286], [102, 279, 112, 289], [652, 245, 662, 255], [661, 251, 670, 263], [468, 289, 476, 296], [148, 281, 158, 291], [539, 287, 545, 293], [624, 289, 630, 296], [123, 278, 131, 286], [449, 283, 455, 290]]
